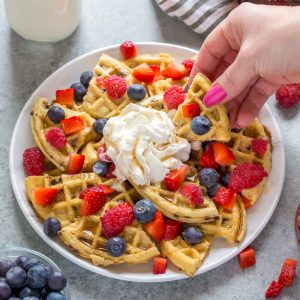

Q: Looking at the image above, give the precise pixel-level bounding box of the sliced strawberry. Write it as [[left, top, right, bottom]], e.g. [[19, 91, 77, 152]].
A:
[[180, 184, 204, 206], [97, 144, 112, 163], [144, 211, 166, 241], [238, 246, 256, 269], [34, 188, 58, 207], [79, 185, 115, 199], [213, 187, 237, 210], [265, 281, 284, 299], [132, 63, 155, 82], [153, 257, 167, 274], [55, 88, 75, 107], [120, 40, 137, 60], [278, 258, 297, 287], [106, 163, 116, 178], [164, 164, 190, 191], [200, 143, 218, 169], [149, 65, 164, 82], [163, 219, 182, 241], [68, 153, 85, 174], [212, 142, 234, 166], [80, 193, 107, 216], [182, 103, 200, 118], [61, 116, 85, 135], [162, 64, 185, 80], [241, 196, 252, 209]]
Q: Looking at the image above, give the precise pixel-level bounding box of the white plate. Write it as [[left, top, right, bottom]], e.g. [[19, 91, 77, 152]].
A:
[[9, 42, 285, 282]]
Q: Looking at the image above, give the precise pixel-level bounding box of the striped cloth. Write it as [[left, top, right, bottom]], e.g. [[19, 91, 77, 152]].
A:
[[155, 0, 238, 35]]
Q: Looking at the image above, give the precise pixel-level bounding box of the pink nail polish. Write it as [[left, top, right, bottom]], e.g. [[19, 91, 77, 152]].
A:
[[203, 84, 227, 107]]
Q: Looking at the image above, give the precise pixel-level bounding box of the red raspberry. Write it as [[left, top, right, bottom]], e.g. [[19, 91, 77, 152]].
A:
[[102, 75, 127, 99], [251, 138, 269, 155], [120, 40, 137, 60], [229, 162, 268, 192], [100, 203, 134, 238], [265, 281, 283, 299], [45, 128, 67, 149], [181, 59, 194, 75], [23, 147, 45, 176], [180, 184, 204, 206], [276, 83, 300, 108], [163, 85, 186, 110], [163, 219, 182, 241]]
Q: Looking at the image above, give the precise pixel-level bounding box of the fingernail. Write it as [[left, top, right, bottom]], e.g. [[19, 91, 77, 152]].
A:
[[203, 84, 227, 107]]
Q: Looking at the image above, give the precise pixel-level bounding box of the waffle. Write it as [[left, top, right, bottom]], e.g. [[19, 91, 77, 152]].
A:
[[80, 140, 103, 172], [147, 77, 188, 97], [60, 199, 159, 266], [173, 73, 231, 142], [124, 53, 174, 69], [31, 97, 96, 171], [160, 235, 212, 276]]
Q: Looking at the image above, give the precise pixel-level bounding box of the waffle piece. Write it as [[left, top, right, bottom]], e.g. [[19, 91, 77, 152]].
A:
[[199, 196, 246, 244], [31, 97, 95, 171], [173, 73, 231, 142], [160, 235, 212, 276], [80, 140, 103, 172], [124, 53, 174, 68], [147, 77, 188, 97], [60, 200, 159, 266]]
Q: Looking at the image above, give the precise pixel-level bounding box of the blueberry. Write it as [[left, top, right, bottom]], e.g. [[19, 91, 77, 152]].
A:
[[92, 161, 109, 176], [184, 84, 189, 93], [43, 217, 61, 237], [70, 82, 87, 102], [47, 272, 67, 292], [191, 116, 211, 135], [41, 287, 50, 298], [19, 286, 40, 298], [47, 106, 65, 124], [0, 280, 12, 299], [127, 84, 147, 101], [207, 183, 221, 198], [80, 70, 93, 88], [23, 258, 39, 271], [107, 237, 126, 257], [27, 264, 48, 289], [134, 199, 156, 224], [46, 292, 67, 300], [182, 227, 203, 245], [45, 266, 54, 278], [93, 118, 108, 137], [15, 256, 30, 269], [0, 260, 16, 277], [221, 172, 230, 187], [199, 168, 219, 188], [5, 267, 26, 289]]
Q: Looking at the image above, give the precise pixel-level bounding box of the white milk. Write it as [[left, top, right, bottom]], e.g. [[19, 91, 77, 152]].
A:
[[4, 0, 81, 43]]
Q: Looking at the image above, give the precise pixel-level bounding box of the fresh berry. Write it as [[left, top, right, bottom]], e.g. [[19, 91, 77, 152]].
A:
[[70, 83, 86, 103], [163, 85, 185, 110], [213, 187, 236, 210], [0, 281, 11, 299], [79, 185, 115, 199], [120, 40, 137, 60], [180, 184, 204, 206], [163, 219, 182, 240], [107, 237, 126, 257], [132, 64, 155, 83], [45, 128, 67, 149], [212, 142, 234, 166], [47, 106, 65, 124], [46, 292, 67, 300], [23, 258, 39, 271], [238, 246, 256, 269], [101, 204, 134, 238], [47, 271, 67, 292], [27, 265, 48, 289], [23, 147, 45, 176], [127, 84, 147, 101], [43, 217, 61, 237], [19, 287, 40, 299], [0, 261, 16, 277], [164, 164, 190, 191], [275, 83, 300, 108], [182, 103, 200, 118], [162, 64, 185, 80], [153, 257, 167, 275], [182, 227, 203, 245], [15, 256, 30, 269], [93, 118, 108, 137], [97, 144, 112, 162], [149, 65, 164, 82], [5, 267, 26, 288], [184, 84, 189, 93], [207, 183, 221, 198], [199, 168, 219, 188], [101, 75, 127, 99], [34, 188, 58, 206], [181, 59, 194, 75], [92, 161, 109, 177], [134, 199, 157, 224], [278, 258, 297, 287], [144, 211, 166, 241], [68, 153, 85, 174], [80, 189, 107, 216], [241, 196, 252, 209], [55, 88, 74, 107], [105, 163, 116, 179], [80, 70, 93, 88], [200, 144, 218, 169], [265, 281, 283, 299], [251, 138, 269, 156], [191, 116, 211, 135], [61, 116, 85, 135], [221, 172, 230, 187], [229, 162, 268, 192]]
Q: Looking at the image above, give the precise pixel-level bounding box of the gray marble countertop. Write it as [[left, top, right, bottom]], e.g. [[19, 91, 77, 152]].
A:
[[0, 1, 299, 299]]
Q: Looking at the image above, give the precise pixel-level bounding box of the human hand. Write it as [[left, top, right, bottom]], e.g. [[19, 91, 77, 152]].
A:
[[189, 3, 300, 128]]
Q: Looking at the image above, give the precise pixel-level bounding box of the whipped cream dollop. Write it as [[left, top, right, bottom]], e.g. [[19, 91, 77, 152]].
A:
[[103, 103, 191, 186]]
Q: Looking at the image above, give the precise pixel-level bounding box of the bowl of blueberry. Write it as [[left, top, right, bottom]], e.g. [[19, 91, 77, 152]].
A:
[[0, 247, 70, 300]]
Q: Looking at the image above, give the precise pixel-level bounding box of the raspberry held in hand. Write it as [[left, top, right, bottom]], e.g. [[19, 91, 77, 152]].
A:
[[163, 85, 185, 110], [276, 83, 300, 108], [45, 128, 67, 149], [181, 59, 194, 75], [101, 75, 127, 99], [23, 147, 45, 176]]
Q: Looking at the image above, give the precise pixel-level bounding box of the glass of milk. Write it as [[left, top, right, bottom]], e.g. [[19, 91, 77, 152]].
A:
[[4, 0, 81, 43]]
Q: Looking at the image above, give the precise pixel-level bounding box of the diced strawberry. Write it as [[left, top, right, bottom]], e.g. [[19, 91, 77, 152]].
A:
[[120, 40, 137, 60], [213, 187, 237, 210], [182, 103, 200, 118], [132, 64, 155, 82], [180, 184, 204, 206], [238, 246, 256, 269], [162, 64, 185, 80], [164, 164, 190, 191], [212, 142, 235, 166], [79, 185, 115, 199], [163, 219, 182, 240], [68, 153, 85, 174], [200, 144, 219, 169], [34, 188, 58, 206], [105, 163, 116, 178], [61, 116, 85, 135], [153, 257, 167, 274], [23, 147, 45, 176], [55, 88, 75, 107], [241, 196, 252, 209], [80, 193, 107, 216], [163, 85, 186, 110], [97, 144, 112, 163], [144, 211, 166, 241], [265, 281, 284, 299], [149, 65, 164, 82], [278, 258, 297, 287], [251, 138, 269, 156], [181, 59, 194, 75]]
